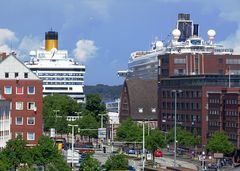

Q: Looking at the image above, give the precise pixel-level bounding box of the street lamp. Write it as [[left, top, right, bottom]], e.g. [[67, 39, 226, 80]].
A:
[[172, 89, 182, 168], [68, 124, 78, 168], [201, 151, 206, 171], [109, 118, 114, 153], [138, 108, 145, 170], [99, 114, 108, 128]]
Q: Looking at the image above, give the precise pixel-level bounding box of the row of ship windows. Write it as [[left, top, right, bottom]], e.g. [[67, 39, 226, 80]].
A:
[[38, 73, 84, 76], [4, 86, 35, 95], [42, 77, 83, 81], [43, 82, 83, 85]]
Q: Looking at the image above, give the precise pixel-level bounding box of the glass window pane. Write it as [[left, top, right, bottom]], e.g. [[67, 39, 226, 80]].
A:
[[28, 86, 35, 94]]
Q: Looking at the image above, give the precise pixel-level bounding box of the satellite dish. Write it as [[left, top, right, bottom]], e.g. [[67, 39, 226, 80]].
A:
[[172, 29, 181, 40], [155, 41, 164, 49], [29, 50, 36, 56], [207, 29, 216, 40]]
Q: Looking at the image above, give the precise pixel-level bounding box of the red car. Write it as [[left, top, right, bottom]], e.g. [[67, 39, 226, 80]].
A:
[[154, 150, 163, 157]]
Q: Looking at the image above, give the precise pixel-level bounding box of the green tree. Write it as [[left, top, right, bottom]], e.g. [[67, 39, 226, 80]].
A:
[[105, 154, 128, 171], [85, 94, 106, 118], [78, 113, 100, 139], [47, 155, 71, 171], [167, 127, 199, 147], [116, 118, 142, 142], [0, 158, 9, 171], [32, 136, 60, 170], [206, 131, 235, 154], [79, 155, 101, 171], [43, 94, 82, 132], [146, 129, 166, 152], [1, 137, 32, 171]]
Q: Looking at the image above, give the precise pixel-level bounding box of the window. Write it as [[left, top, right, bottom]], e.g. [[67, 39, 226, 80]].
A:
[[16, 102, 23, 110], [27, 117, 35, 125], [4, 86, 12, 94], [174, 58, 186, 64], [24, 72, 28, 78], [27, 102, 35, 110], [16, 86, 24, 94], [27, 132, 35, 141], [15, 132, 23, 139], [28, 86, 35, 94], [15, 117, 23, 125], [5, 72, 9, 78], [15, 72, 19, 78]]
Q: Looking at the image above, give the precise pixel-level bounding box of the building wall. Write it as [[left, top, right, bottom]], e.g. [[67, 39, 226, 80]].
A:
[[0, 79, 43, 145], [159, 80, 240, 147], [159, 54, 240, 79], [0, 100, 10, 148], [207, 89, 240, 149]]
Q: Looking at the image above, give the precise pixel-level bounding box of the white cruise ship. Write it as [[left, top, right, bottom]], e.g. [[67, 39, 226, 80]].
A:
[[25, 31, 85, 102], [117, 13, 233, 80]]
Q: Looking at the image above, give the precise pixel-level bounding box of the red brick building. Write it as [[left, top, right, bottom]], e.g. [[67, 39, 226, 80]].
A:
[[158, 75, 240, 148], [159, 53, 240, 78], [0, 54, 43, 145]]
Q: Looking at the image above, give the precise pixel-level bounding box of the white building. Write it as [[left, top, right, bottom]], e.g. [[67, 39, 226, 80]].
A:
[[0, 98, 11, 148]]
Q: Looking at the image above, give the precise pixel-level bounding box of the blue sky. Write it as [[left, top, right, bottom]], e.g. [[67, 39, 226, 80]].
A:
[[0, 0, 240, 85]]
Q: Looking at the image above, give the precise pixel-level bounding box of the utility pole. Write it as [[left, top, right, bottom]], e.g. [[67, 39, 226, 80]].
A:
[[68, 124, 78, 169]]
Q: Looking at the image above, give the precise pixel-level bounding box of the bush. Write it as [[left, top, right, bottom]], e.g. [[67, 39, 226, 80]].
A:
[[105, 154, 128, 171]]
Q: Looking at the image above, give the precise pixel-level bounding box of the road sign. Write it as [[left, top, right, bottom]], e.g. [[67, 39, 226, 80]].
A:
[[50, 128, 55, 138], [147, 153, 152, 160], [98, 128, 106, 138], [213, 153, 223, 159]]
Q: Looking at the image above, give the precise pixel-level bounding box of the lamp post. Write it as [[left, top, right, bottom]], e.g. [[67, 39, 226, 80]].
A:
[[99, 114, 107, 128], [172, 89, 182, 168], [109, 118, 114, 153], [68, 124, 78, 169], [138, 108, 145, 170], [201, 151, 206, 171]]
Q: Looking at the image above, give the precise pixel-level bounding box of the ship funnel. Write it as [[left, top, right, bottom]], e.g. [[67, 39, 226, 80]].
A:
[[45, 31, 58, 51], [193, 24, 199, 36]]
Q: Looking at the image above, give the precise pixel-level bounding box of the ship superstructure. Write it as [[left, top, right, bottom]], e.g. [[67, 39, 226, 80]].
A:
[[25, 31, 85, 102], [118, 13, 233, 80]]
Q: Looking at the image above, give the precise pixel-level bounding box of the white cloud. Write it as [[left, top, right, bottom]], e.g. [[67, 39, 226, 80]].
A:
[[220, 25, 240, 53], [197, 0, 240, 53], [0, 28, 17, 54], [18, 35, 43, 55], [73, 39, 98, 62]]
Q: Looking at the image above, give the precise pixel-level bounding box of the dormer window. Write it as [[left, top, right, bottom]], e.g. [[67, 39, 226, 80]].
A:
[[5, 72, 9, 78], [15, 72, 19, 78]]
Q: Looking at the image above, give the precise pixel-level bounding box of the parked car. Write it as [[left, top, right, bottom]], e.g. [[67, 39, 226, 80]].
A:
[[128, 148, 136, 154], [154, 150, 163, 157]]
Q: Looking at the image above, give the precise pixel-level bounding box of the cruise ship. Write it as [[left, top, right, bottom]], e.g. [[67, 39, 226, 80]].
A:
[[25, 31, 85, 102], [118, 13, 233, 80]]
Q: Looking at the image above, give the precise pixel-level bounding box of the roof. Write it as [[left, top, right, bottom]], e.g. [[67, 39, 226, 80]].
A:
[[0, 54, 40, 80], [123, 79, 158, 120]]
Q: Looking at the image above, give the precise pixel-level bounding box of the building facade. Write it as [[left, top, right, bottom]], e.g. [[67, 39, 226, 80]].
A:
[[158, 75, 240, 147], [0, 54, 43, 145]]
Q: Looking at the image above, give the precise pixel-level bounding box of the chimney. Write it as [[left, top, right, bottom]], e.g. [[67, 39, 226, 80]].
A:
[[193, 24, 199, 36]]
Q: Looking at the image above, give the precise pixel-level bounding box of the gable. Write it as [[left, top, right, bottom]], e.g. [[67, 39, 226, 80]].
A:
[[0, 55, 40, 80]]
